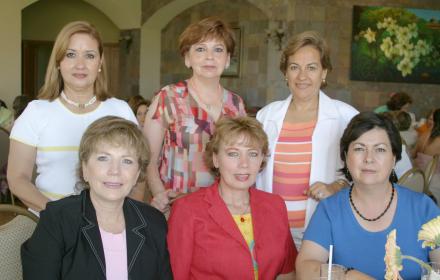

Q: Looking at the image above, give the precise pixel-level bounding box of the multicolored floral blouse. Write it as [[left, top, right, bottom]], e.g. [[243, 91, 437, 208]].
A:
[[152, 81, 246, 193]]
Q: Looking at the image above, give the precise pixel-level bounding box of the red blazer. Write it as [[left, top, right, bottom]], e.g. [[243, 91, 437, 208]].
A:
[[167, 182, 297, 280]]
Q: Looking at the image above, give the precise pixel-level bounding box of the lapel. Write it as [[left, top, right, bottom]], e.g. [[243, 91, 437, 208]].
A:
[[316, 91, 339, 122], [80, 190, 106, 277], [124, 199, 147, 273], [80, 192, 147, 276], [248, 188, 264, 247], [267, 95, 292, 134], [206, 183, 249, 251]]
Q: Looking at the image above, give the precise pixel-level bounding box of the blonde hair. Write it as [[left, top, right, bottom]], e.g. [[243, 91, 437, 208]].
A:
[[38, 21, 110, 101], [280, 30, 332, 76], [78, 116, 150, 187], [205, 117, 269, 175]]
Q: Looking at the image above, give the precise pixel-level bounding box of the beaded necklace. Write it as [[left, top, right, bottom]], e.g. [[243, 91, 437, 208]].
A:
[[61, 91, 97, 109], [349, 184, 394, 222]]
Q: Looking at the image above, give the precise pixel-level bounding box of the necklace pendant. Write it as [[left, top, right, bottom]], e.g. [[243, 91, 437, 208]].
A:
[[60, 91, 97, 109], [240, 216, 245, 223]]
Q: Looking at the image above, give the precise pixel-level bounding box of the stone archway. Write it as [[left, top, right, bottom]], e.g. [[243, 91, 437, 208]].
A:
[[21, 0, 140, 30], [140, 0, 207, 98]]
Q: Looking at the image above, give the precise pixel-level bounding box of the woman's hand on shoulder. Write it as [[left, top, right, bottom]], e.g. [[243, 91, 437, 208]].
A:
[[306, 180, 347, 201], [150, 190, 172, 213], [150, 190, 184, 218]]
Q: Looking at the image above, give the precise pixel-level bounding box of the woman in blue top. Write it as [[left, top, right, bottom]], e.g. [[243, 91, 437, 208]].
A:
[[296, 112, 440, 279]]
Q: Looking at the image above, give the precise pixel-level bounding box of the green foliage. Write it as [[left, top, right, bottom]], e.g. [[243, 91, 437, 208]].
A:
[[355, 7, 418, 32], [351, 6, 440, 84]]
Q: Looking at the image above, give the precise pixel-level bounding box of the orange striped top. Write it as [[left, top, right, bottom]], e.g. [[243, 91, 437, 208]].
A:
[[273, 120, 316, 229]]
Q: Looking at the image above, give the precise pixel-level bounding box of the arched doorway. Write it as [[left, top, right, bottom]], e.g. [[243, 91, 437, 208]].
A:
[[20, 0, 141, 98]]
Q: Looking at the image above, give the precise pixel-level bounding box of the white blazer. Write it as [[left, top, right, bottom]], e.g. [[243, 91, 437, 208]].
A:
[[256, 91, 358, 229]]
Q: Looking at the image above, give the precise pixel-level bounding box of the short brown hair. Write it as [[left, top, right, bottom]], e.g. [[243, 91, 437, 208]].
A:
[[280, 30, 332, 75], [38, 21, 110, 101], [205, 117, 269, 175], [386, 92, 412, 111], [77, 116, 150, 188], [128, 95, 151, 115], [395, 111, 412, 131], [178, 16, 235, 56]]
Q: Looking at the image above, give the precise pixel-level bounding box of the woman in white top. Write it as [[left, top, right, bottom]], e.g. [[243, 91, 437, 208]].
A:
[[7, 21, 137, 212], [256, 31, 358, 247]]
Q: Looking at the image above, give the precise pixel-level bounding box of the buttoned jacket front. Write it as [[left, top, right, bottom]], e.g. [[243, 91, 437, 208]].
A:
[[21, 190, 172, 280], [167, 182, 296, 280]]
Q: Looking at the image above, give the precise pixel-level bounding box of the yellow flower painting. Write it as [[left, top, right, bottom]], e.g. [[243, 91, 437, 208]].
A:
[[351, 6, 440, 84]]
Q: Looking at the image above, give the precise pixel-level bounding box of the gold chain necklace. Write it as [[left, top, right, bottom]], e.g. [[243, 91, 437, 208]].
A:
[[219, 187, 250, 222], [188, 79, 222, 111]]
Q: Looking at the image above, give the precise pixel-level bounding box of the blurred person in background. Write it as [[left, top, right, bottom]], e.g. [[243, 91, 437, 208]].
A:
[[128, 95, 150, 129], [12, 95, 33, 120]]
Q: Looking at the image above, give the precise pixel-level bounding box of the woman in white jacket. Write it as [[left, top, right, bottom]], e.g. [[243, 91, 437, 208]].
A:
[[256, 31, 358, 248]]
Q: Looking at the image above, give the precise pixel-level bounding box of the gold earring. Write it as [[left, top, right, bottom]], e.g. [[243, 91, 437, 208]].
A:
[[98, 68, 102, 73], [322, 78, 326, 83]]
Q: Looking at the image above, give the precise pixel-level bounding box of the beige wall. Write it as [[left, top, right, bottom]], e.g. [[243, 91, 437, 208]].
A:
[[22, 0, 120, 43], [85, 0, 141, 30], [0, 0, 33, 107]]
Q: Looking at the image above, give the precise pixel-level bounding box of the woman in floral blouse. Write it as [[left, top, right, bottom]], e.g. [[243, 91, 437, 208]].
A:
[[143, 16, 246, 214]]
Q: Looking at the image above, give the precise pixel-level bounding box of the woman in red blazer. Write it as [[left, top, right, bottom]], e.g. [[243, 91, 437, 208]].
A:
[[167, 117, 297, 279]]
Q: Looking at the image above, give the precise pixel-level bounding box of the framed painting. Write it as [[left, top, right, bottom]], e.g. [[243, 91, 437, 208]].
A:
[[351, 6, 440, 84], [222, 27, 241, 77]]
